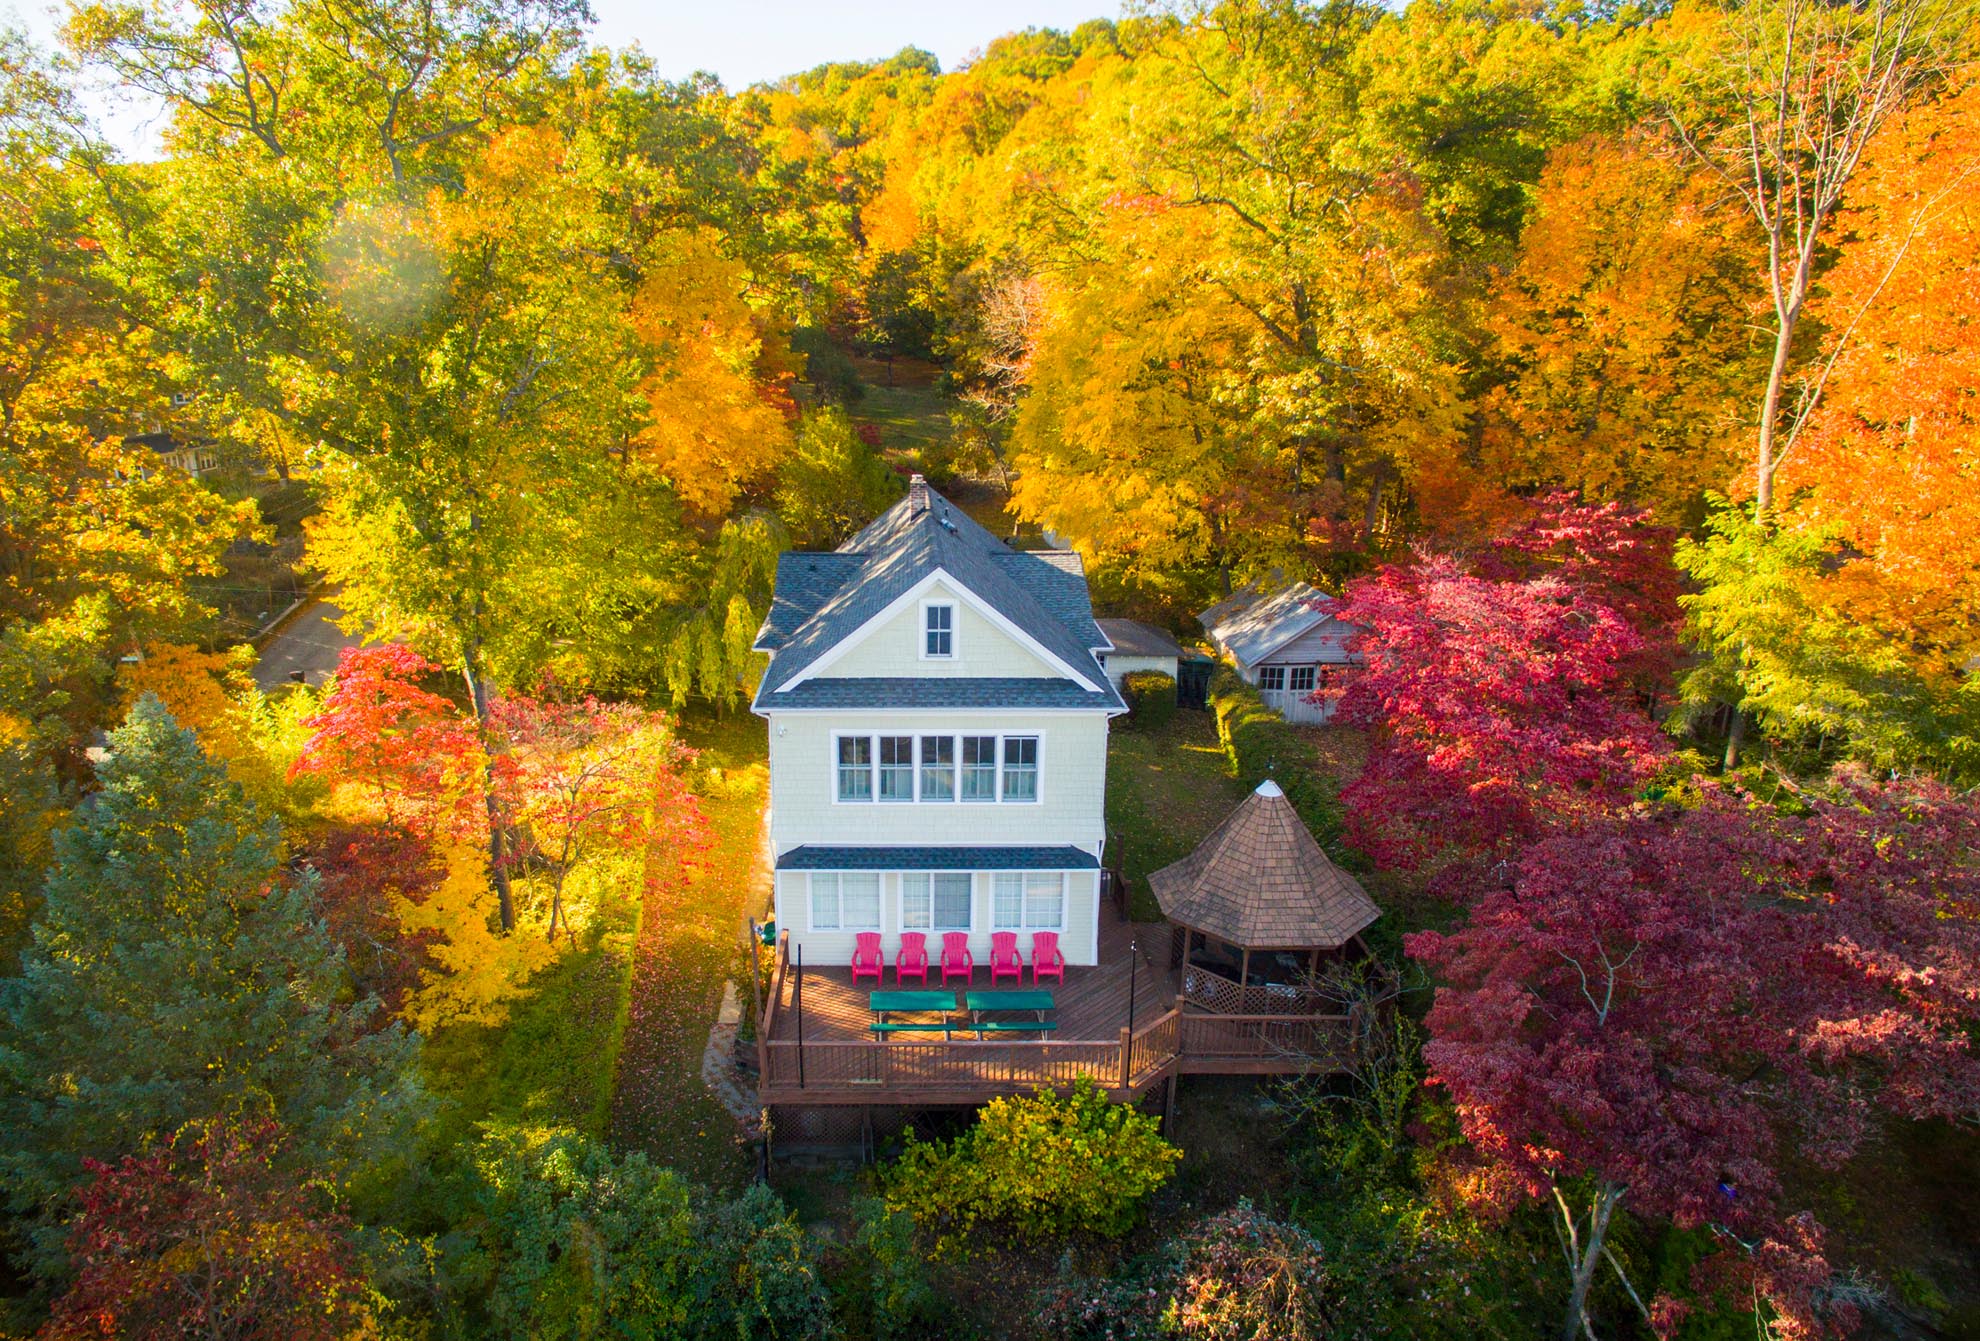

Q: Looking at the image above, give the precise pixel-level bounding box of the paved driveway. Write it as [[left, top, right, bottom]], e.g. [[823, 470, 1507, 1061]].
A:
[[252, 597, 363, 692]]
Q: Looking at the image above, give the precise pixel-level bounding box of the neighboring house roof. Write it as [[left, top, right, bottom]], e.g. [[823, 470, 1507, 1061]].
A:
[[1199, 580, 1337, 668], [753, 476, 1124, 711], [776, 845, 1099, 871], [1095, 618, 1183, 659], [762, 678, 1122, 711], [1147, 779, 1380, 950]]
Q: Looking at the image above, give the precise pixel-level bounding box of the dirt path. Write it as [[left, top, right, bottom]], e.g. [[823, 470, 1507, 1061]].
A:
[[605, 713, 768, 1190]]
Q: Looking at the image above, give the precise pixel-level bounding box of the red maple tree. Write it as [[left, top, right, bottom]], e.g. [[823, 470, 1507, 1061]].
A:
[[1326, 552, 1669, 898], [488, 689, 706, 941], [291, 645, 476, 832], [1406, 780, 1980, 1340], [300, 825, 446, 1016], [41, 1120, 377, 1341]]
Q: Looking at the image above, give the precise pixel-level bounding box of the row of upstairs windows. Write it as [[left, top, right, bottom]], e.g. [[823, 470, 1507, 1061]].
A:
[[835, 732, 1039, 803], [807, 871, 1066, 932]]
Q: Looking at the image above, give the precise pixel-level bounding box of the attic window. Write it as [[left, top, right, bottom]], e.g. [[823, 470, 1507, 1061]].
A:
[[923, 602, 954, 658]]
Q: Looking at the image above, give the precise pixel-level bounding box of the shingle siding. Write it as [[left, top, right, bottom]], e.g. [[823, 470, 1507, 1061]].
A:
[[765, 709, 1109, 851]]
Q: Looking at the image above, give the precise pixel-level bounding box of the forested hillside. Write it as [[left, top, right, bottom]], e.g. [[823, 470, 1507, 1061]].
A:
[[2, 0, 1977, 1335]]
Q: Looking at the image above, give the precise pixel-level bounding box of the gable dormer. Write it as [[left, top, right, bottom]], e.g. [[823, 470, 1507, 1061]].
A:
[[752, 477, 1125, 714]]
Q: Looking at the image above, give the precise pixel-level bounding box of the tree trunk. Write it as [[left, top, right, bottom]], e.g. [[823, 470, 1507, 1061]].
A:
[[1559, 1182, 1623, 1341], [462, 647, 516, 934], [1723, 709, 1747, 771]]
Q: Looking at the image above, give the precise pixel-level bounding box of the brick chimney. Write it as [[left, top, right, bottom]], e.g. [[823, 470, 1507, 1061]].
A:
[[908, 473, 930, 516]]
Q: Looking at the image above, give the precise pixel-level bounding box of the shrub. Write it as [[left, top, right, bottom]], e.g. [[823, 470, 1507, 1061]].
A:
[[1034, 1201, 1332, 1341], [829, 1197, 940, 1340], [462, 1127, 834, 1340], [1208, 667, 1345, 852], [882, 1079, 1180, 1256], [1121, 671, 1178, 730]]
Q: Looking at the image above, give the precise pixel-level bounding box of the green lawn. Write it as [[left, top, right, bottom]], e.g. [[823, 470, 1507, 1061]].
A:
[[1106, 711, 1250, 920], [605, 708, 768, 1191], [854, 380, 955, 458]]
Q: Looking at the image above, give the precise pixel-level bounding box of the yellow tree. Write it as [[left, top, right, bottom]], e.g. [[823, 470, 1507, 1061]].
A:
[[1479, 133, 1767, 518]]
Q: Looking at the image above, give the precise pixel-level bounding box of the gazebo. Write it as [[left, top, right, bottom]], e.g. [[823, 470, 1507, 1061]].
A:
[[1148, 779, 1381, 1014]]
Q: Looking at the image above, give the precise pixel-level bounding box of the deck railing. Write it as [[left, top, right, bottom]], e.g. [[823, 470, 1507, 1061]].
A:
[[754, 935, 1353, 1101], [1181, 964, 1325, 1017], [1179, 1012, 1350, 1068]]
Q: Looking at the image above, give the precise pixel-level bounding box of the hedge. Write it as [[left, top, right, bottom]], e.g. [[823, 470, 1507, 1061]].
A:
[[1208, 666, 1347, 856], [1120, 670, 1177, 730]]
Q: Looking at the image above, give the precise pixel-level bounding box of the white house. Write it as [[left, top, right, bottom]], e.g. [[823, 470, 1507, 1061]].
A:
[[1199, 581, 1356, 724], [751, 476, 1126, 969], [1094, 618, 1182, 688]]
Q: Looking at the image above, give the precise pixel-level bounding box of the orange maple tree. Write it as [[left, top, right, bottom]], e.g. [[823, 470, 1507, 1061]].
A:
[[1782, 76, 1980, 670]]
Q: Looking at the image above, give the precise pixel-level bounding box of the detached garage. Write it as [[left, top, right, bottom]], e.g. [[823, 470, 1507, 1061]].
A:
[[1095, 618, 1183, 687], [1199, 582, 1356, 724]]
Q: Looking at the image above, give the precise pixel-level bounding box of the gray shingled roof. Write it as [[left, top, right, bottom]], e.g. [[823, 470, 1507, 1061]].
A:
[[753, 480, 1124, 711], [1148, 780, 1380, 949], [1199, 581, 1338, 669], [777, 845, 1099, 871], [1095, 619, 1183, 659], [761, 678, 1122, 710]]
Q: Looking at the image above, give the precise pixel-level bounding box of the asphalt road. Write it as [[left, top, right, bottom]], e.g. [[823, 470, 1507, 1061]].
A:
[[252, 597, 363, 692]]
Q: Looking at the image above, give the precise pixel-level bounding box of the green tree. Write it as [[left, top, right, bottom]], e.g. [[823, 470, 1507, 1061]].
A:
[[1675, 501, 1980, 779], [462, 1127, 834, 1340], [883, 1078, 1181, 1256], [776, 407, 901, 547], [0, 698, 426, 1249]]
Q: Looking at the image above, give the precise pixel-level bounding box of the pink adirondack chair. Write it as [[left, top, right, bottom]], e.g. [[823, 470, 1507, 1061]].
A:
[[989, 931, 1023, 985], [1030, 931, 1065, 986], [851, 932, 884, 986], [940, 932, 974, 985], [895, 931, 929, 986]]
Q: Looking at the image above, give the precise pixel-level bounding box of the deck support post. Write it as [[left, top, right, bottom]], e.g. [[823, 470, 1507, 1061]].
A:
[[1162, 1071, 1179, 1135], [1239, 948, 1251, 990]]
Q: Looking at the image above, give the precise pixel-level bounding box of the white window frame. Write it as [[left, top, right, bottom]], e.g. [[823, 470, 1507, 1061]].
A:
[[1000, 735, 1040, 804], [920, 599, 956, 660], [900, 871, 973, 932], [1288, 664, 1317, 694], [809, 871, 880, 931], [918, 734, 956, 802], [1258, 665, 1287, 692], [991, 872, 1065, 930], [834, 733, 874, 802], [829, 731, 1045, 805], [959, 735, 999, 803], [877, 734, 915, 803]]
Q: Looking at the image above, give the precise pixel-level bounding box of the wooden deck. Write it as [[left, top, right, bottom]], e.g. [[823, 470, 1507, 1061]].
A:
[[755, 902, 1352, 1106]]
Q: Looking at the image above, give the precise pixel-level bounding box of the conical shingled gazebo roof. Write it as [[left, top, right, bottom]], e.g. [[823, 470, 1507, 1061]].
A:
[[1148, 780, 1380, 950]]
